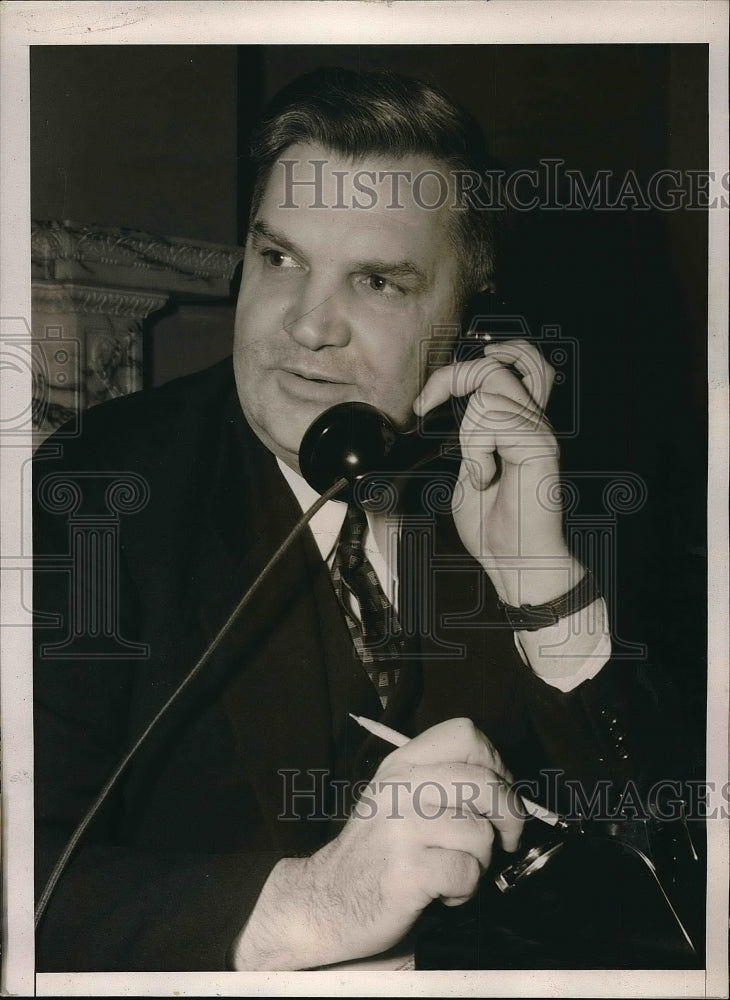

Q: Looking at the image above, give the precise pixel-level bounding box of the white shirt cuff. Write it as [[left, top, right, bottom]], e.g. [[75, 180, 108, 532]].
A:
[[512, 598, 611, 693]]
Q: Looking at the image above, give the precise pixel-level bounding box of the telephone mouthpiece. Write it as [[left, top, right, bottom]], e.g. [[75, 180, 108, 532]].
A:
[[298, 402, 398, 498]]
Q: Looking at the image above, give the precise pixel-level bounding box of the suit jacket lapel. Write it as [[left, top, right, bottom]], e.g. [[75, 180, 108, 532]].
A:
[[191, 403, 340, 851]]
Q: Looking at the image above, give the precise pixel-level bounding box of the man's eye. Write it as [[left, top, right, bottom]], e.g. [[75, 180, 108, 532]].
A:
[[261, 248, 297, 268], [365, 274, 402, 295]]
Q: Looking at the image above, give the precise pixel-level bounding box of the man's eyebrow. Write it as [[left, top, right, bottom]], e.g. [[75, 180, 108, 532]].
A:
[[249, 220, 305, 259]]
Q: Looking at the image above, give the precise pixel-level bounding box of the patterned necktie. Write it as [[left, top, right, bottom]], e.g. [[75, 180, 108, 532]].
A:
[[331, 504, 404, 710]]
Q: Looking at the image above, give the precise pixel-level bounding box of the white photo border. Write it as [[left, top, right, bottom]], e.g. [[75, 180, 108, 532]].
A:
[[1, 2, 727, 997]]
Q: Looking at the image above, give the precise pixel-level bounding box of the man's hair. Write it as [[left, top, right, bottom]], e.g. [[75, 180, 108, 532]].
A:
[[247, 66, 496, 305]]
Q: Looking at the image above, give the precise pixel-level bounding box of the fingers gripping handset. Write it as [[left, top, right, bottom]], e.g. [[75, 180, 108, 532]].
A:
[[231, 719, 524, 971], [414, 336, 566, 576]]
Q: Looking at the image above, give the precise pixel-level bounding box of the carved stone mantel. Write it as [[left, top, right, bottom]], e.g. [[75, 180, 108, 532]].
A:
[[31, 220, 244, 447]]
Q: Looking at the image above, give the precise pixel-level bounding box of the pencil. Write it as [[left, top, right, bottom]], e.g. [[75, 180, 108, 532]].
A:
[[349, 712, 568, 831]]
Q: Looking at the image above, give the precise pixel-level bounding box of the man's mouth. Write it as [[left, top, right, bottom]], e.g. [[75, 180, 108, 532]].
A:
[[277, 368, 352, 403], [284, 367, 344, 384]]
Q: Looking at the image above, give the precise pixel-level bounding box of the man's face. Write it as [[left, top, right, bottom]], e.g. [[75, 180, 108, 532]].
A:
[[233, 143, 462, 471]]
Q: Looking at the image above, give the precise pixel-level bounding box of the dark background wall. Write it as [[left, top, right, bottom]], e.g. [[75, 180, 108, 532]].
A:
[[31, 46, 239, 241], [30, 43, 709, 759], [31, 45, 243, 385]]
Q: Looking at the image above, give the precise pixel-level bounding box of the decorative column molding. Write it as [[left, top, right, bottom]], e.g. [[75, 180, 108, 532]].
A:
[[31, 220, 244, 447], [32, 283, 169, 319]]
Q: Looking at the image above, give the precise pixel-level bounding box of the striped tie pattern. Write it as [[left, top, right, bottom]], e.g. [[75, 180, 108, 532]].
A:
[[331, 504, 403, 709]]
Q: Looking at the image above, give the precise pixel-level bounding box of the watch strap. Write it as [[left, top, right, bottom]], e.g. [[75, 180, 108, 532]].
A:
[[498, 570, 601, 632]]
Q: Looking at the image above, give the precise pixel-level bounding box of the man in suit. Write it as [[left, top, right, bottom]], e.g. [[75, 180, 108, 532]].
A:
[[34, 68, 683, 971]]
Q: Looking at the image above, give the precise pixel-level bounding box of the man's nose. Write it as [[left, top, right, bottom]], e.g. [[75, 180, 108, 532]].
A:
[[283, 278, 351, 350]]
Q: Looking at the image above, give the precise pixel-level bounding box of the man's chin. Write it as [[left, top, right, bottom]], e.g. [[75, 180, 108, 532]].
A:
[[265, 430, 307, 472]]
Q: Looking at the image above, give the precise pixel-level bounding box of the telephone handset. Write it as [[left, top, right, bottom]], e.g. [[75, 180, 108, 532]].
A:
[[297, 306, 543, 498], [298, 399, 461, 500], [296, 321, 497, 498]]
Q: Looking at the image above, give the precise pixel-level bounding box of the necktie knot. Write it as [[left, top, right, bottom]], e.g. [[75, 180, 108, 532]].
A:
[[340, 503, 368, 574]]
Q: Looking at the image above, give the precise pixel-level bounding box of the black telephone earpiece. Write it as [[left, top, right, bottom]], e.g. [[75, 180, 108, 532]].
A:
[[298, 399, 460, 498]]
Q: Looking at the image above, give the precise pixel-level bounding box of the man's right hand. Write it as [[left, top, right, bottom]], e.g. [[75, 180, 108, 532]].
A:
[[230, 718, 524, 970]]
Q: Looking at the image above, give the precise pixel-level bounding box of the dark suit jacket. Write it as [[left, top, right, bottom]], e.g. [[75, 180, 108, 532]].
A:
[[33, 358, 672, 971]]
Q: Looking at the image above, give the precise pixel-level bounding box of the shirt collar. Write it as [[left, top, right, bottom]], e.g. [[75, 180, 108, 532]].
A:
[[276, 458, 348, 563], [276, 459, 397, 588]]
